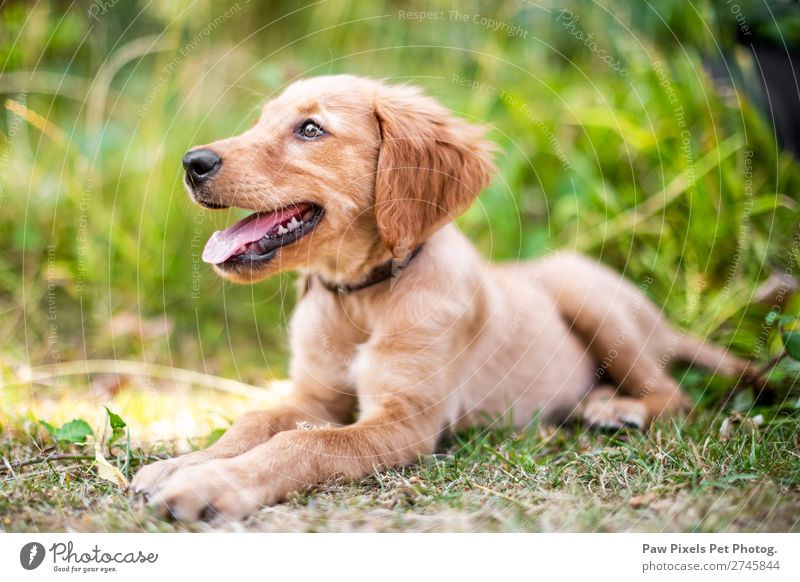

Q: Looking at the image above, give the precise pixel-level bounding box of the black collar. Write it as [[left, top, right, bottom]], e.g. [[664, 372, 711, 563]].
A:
[[316, 244, 425, 295]]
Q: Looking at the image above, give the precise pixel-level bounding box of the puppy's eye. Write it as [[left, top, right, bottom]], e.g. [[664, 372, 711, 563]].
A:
[[298, 121, 325, 140]]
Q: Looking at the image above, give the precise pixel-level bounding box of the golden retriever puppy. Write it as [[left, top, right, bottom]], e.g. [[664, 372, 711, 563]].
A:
[[131, 75, 749, 520]]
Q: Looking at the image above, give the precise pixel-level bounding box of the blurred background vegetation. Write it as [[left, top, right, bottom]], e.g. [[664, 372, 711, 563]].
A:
[[1, 0, 799, 393]]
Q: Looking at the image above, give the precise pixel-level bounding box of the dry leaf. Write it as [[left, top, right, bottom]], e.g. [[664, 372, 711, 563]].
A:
[[94, 413, 128, 489], [94, 441, 128, 489]]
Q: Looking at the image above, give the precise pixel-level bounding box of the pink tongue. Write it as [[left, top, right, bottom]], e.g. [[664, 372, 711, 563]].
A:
[[202, 207, 300, 264]]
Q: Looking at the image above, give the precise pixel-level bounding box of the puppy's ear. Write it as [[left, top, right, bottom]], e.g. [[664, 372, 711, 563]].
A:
[[373, 83, 495, 257]]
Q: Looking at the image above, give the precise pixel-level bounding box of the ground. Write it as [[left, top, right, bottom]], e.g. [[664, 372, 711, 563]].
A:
[[2, 373, 798, 533]]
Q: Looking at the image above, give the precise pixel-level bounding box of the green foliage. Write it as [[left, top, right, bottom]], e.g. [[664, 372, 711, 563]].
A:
[[782, 330, 800, 362], [1, 0, 799, 382], [104, 406, 127, 447], [764, 312, 800, 362], [206, 427, 227, 447], [39, 419, 93, 444]]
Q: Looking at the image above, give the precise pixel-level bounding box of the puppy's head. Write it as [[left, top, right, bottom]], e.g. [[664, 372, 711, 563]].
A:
[[184, 75, 494, 284]]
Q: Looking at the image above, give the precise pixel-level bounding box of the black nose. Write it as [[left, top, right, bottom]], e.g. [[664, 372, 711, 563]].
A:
[[182, 149, 221, 185]]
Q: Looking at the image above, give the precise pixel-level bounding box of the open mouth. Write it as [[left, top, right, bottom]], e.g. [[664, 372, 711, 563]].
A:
[[201, 202, 324, 267]]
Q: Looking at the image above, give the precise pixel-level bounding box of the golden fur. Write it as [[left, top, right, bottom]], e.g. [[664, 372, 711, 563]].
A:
[[131, 75, 750, 520]]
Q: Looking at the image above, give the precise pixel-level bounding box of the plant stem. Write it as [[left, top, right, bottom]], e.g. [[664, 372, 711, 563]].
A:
[[6, 453, 96, 470]]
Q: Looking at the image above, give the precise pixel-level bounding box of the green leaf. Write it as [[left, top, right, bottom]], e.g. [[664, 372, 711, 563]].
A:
[[765, 311, 780, 326], [57, 419, 94, 443], [781, 330, 800, 361], [39, 420, 58, 440], [39, 418, 94, 444], [104, 406, 126, 430], [40, 419, 93, 443], [104, 406, 127, 446]]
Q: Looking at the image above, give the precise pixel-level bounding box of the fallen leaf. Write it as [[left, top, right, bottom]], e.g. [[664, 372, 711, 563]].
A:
[[93, 440, 128, 489]]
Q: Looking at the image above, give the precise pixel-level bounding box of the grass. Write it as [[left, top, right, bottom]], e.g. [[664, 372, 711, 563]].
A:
[[1, 0, 800, 531], [2, 401, 799, 532]]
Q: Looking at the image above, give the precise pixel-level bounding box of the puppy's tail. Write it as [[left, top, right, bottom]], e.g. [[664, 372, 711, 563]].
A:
[[676, 271, 799, 377], [676, 335, 753, 377], [752, 271, 799, 305]]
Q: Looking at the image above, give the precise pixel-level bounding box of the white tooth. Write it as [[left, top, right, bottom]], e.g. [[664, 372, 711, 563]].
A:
[[277, 225, 288, 235]]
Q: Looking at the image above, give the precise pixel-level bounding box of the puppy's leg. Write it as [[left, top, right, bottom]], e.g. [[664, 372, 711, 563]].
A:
[[581, 385, 649, 429], [150, 397, 443, 521], [131, 394, 352, 496], [134, 290, 362, 498], [149, 332, 453, 520], [584, 344, 691, 428], [535, 252, 692, 427], [581, 371, 689, 430]]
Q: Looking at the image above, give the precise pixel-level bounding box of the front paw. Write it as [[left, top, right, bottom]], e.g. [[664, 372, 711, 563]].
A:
[[130, 452, 209, 497], [148, 460, 268, 522]]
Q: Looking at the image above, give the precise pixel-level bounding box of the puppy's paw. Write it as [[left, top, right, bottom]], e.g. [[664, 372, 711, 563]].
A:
[[581, 392, 649, 430], [148, 460, 265, 522], [130, 452, 209, 497]]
